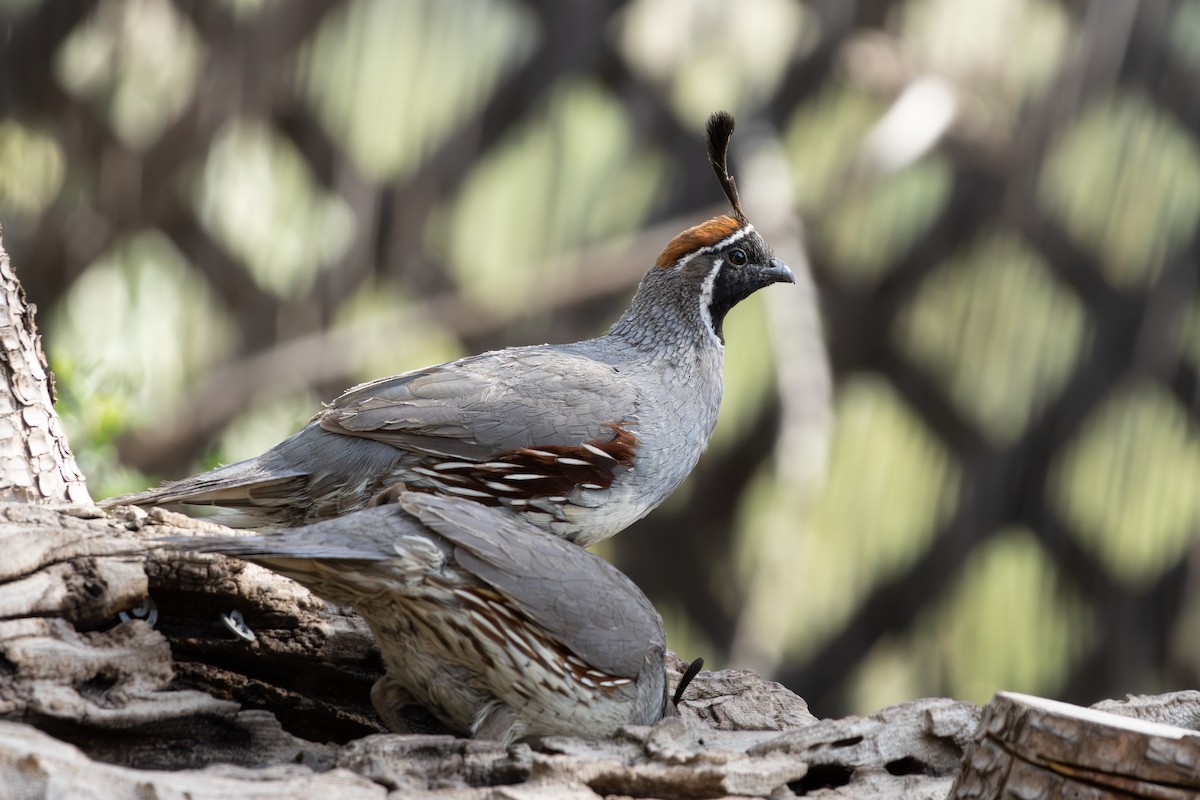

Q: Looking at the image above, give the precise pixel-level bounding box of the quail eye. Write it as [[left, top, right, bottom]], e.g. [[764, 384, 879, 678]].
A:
[[728, 248, 748, 267]]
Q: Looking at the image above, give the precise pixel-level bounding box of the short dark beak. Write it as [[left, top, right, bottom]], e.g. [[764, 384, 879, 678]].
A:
[[762, 257, 795, 285]]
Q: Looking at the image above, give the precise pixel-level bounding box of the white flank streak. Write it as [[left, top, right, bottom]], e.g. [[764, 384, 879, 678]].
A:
[[579, 676, 598, 688], [443, 485, 493, 499], [582, 443, 615, 460], [422, 474, 477, 494], [524, 449, 557, 458], [412, 466, 441, 478], [580, 483, 603, 490], [503, 626, 536, 654], [453, 588, 485, 606], [548, 496, 568, 503], [556, 457, 590, 466], [478, 462, 516, 470], [698, 256, 724, 349], [483, 481, 519, 493], [487, 599, 520, 622], [433, 461, 480, 471], [469, 609, 505, 640], [504, 473, 545, 481], [506, 498, 528, 507]]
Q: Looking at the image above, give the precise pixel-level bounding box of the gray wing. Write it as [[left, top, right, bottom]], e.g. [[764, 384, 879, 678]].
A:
[[319, 346, 641, 458], [103, 345, 639, 518], [400, 492, 665, 678]]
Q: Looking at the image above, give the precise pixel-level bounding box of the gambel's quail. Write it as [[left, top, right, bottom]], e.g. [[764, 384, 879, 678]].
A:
[[167, 491, 670, 744], [105, 111, 794, 545]]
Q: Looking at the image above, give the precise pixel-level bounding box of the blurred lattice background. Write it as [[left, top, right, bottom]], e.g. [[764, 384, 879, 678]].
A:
[[4, 0, 1200, 721]]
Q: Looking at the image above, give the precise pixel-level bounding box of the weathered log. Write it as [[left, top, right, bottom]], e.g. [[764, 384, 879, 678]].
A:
[[754, 696, 980, 799], [951, 691, 1200, 799], [0, 493, 986, 798], [1092, 690, 1200, 731], [0, 720, 384, 800]]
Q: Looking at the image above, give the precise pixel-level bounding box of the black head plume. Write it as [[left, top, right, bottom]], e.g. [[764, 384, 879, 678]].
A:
[[706, 111, 747, 224], [673, 656, 705, 707]]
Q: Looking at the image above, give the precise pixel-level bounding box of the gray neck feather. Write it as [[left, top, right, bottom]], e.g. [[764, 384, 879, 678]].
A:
[[604, 267, 718, 361]]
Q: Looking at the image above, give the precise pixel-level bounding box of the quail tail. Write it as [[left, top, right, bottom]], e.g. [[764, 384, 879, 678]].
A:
[[101, 456, 308, 528]]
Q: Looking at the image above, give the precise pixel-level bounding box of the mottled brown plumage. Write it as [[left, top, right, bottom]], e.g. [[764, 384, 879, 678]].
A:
[[165, 492, 670, 744]]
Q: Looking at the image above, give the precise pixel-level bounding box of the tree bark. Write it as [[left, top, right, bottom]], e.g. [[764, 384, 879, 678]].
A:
[[0, 232, 89, 504]]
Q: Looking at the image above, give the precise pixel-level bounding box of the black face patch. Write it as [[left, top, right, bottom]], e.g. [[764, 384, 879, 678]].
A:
[[709, 266, 764, 342], [706, 244, 793, 342]]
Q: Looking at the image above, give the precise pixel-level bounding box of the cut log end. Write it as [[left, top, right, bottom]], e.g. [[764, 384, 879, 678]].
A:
[[951, 691, 1200, 799]]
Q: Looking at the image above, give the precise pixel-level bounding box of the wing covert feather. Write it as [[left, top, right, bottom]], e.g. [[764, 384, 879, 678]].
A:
[[319, 347, 640, 457]]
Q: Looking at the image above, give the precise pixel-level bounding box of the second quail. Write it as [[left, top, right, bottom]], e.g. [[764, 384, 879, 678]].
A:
[[168, 491, 670, 744]]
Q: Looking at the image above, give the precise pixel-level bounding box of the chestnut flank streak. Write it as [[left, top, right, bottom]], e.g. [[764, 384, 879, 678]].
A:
[[402, 423, 638, 508]]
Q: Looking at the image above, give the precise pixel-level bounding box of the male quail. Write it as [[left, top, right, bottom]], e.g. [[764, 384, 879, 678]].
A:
[[105, 112, 794, 545], [169, 491, 670, 744]]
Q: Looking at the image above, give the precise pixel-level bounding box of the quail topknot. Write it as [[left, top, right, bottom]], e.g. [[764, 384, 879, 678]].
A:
[[168, 491, 671, 745], [105, 111, 793, 547]]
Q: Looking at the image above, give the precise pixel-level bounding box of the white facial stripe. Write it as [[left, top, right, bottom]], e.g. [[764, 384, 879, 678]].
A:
[[712, 224, 754, 248], [670, 224, 755, 270], [698, 256, 724, 348]]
